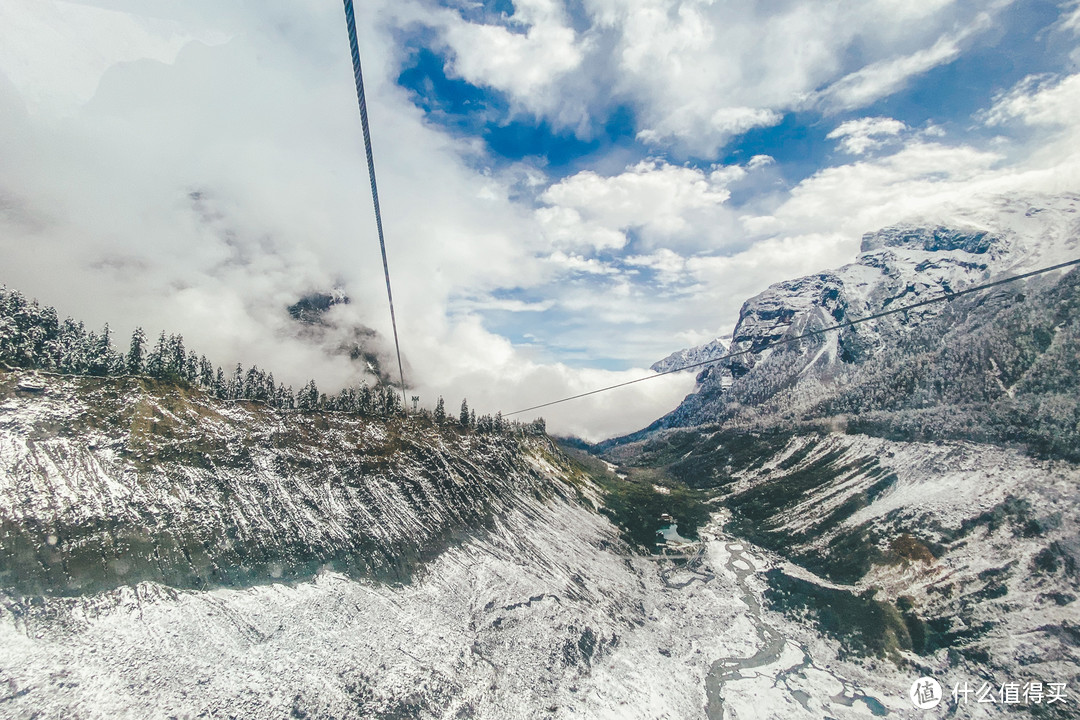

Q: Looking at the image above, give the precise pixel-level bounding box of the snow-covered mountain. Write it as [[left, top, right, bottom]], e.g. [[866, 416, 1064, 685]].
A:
[[642, 193, 1080, 431], [0, 371, 563, 596], [0, 367, 933, 719], [729, 193, 1077, 375], [3, 191, 1078, 719], [594, 191, 1080, 719], [651, 338, 729, 374], [603, 426, 1080, 720]]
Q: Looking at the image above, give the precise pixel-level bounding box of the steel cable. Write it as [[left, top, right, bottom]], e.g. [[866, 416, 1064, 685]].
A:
[[343, 0, 409, 414], [506, 257, 1080, 417]]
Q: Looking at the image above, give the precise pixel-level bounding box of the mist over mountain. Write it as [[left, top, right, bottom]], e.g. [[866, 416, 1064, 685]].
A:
[[2, 192, 1078, 718]]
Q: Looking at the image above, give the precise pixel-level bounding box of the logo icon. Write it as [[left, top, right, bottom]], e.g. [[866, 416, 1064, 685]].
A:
[[910, 677, 943, 709]]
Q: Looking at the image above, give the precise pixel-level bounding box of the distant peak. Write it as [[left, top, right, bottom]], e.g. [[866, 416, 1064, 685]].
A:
[[651, 337, 728, 374], [287, 290, 351, 325], [859, 224, 999, 255]]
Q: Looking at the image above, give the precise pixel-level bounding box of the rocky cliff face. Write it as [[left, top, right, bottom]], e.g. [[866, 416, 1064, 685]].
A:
[[644, 193, 1080, 434]]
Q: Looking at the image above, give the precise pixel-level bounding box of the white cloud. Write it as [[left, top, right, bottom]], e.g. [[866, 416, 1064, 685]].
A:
[[815, 31, 967, 111], [1058, 1, 1080, 35], [984, 73, 1080, 129], [535, 205, 628, 252], [827, 117, 907, 154], [0, 0, 225, 116], [638, 106, 781, 152], [543, 251, 621, 275], [624, 248, 689, 285], [434, 0, 586, 120], [747, 154, 775, 170], [537, 159, 741, 252], [421, 0, 1001, 156]]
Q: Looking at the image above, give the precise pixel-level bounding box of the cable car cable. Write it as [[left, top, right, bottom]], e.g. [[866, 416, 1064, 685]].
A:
[[506, 257, 1080, 417], [342, 0, 409, 414]]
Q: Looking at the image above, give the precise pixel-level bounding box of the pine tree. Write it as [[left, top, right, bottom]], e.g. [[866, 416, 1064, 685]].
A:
[[297, 379, 319, 410], [335, 387, 355, 413], [145, 331, 166, 377], [214, 367, 226, 398], [231, 363, 244, 400], [185, 349, 199, 384], [199, 355, 214, 387], [244, 366, 261, 400], [57, 319, 89, 374], [434, 396, 446, 424], [164, 334, 186, 378], [384, 387, 400, 416], [127, 327, 146, 375], [87, 324, 115, 376], [459, 399, 470, 426]]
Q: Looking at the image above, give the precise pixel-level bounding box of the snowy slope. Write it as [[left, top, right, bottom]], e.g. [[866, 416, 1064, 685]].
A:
[[0, 368, 935, 719], [0, 370, 568, 595], [668, 193, 1079, 385], [604, 425, 1080, 719], [652, 338, 729, 374]]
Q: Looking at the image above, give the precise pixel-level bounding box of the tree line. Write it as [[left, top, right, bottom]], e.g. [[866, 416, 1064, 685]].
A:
[[0, 287, 545, 434]]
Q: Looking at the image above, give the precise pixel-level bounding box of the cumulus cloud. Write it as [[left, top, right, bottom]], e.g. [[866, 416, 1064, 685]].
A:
[[431, 0, 587, 122], [984, 72, 1080, 129], [536, 159, 742, 252], [638, 107, 782, 153], [827, 117, 907, 154], [747, 154, 775, 170], [422, 0, 1004, 156]]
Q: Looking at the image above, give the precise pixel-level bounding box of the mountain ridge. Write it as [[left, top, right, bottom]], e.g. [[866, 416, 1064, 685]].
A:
[[631, 193, 1080, 446], [0, 368, 563, 596]]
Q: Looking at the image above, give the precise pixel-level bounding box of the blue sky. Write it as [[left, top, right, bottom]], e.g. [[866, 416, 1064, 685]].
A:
[[384, 0, 1080, 374], [396, 0, 1069, 179], [2, 0, 1080, 438]]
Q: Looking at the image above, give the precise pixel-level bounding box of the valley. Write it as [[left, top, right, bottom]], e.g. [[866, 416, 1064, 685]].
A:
[[2, 195, 1079, 718]]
